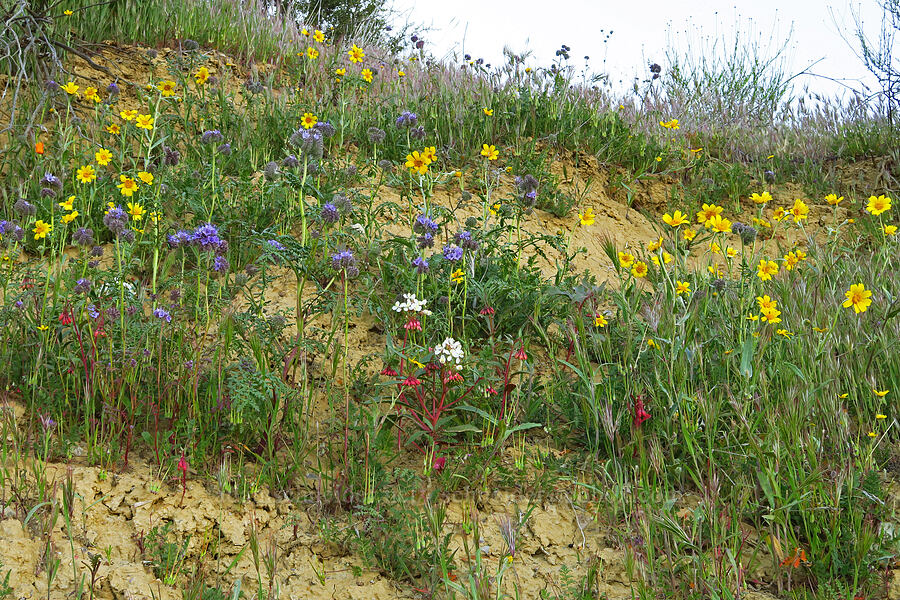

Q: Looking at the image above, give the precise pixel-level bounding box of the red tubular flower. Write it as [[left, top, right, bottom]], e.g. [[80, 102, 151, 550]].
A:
[[380, 366, 398, 377], [404, 318, 422, 331], [479, 306, 495, 315], [513, 347, 527, 361], [633, 395, 650, 428], [59, 311, 73, 325], [432, 456, 447, 472], [444, 372, 463, 383], [401, 375, 421, 387]]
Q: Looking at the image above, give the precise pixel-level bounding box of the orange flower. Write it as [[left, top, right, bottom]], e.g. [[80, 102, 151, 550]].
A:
[[35, 141, 44, 154]]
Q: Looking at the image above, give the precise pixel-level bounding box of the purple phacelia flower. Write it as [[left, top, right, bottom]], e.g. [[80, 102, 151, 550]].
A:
[[412, 256, 430, 274], [321, 203, 339, 224], [153, 308, 172, 323], [442, 244, 463, 261]]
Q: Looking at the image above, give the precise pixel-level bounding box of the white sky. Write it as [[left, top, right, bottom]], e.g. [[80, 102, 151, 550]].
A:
[[389, 0, 888, 99]]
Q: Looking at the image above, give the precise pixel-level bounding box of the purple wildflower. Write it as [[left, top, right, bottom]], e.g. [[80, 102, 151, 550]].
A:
[[153, 308, 172, 323], [442, 244, 463, 261], [412, 256, 430, 274], [321, 203, 339, 224]]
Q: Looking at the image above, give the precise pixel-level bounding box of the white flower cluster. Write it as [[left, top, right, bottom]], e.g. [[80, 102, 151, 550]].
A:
[[391, 293, 432, 315], [435, 337, 464, 370]]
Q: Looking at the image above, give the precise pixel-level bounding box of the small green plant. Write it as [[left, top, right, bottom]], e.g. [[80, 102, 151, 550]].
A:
[[144, 522, 191, 586]]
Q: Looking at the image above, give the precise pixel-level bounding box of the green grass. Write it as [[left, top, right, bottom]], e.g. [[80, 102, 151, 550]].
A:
[[0, 2, 898, 599]]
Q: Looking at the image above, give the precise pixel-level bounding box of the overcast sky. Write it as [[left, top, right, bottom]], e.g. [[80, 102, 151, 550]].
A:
[[389, 0, 887, 99]]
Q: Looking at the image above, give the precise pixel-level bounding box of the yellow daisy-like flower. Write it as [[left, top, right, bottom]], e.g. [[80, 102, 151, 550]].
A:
[[825, 193, 844, 205], [450, 268, 465, 284], [876, 413, 887, 419], [725, 247, 737, 258], [335, 67, 346, 77], [95, 148, 113, 166], [813, 326, 828, 333], [64, 9, 73, 15], [659, 118, 679, 129], [397, 70, 405, 78], [682, 228, 697, 241], [772, 207, 787, 222], [135, 114, 154, 130], [137, 171, 154, 185], [61, 211, 79, 224], [117, 175, 139, 197], [481, 144, 499, 160], [488, 202, 501, 216], [746, 313, 760, 321], [33, 220, 52, 240], [578, 207, 595, 226], [61, 81, 79, 95], [306, 47, 319, 59], [750, 191, 772, 205], [157, 80, 177, 97], [76, 165, 97, 184], [647, 339, 657, 348], [593, 314, 608, 328], [756, 259, 778, 281], [618, 252, 635, 268], [421, 146, 437, 164], [631, 261, 648, 278], [663, 210, 689, 227], [83, 87, 101, 103], [753, 217, 772, 229], [708, 264, 723, 277], [405, 151, 429, 175], [884, 225, 897, 236], [313, 29, 325, 43], [195, 66, 210, 86], [120, 109, 137, 121], [868, 431, 877, 438], [756, 295, 777, 311], [866, 194, 891, 216], [842, 283, 872, 314], [348, 44, 365, 63], [127, 202, 146, 221], [647, 237, 663, 252], [59, 196, 75, 212], [361, 68, 373, 83], [760, 306, 781, 324], [301, 112, 317, 129], [106, 123, 121, 135], [783, 251, 799, 271], [696, 203, 723, 226], [675, 280, 691, 295], [873, 389, 889, 397], [301, 28, 309, 36], [483, 108, 493, 116], [708, 214, 732, 234], [775, 329, 794, 338], [789, 198, 809, 223]]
